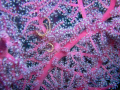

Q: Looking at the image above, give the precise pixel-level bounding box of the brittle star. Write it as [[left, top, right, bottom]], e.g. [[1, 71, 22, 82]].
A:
[[36, 17, 54, 52]]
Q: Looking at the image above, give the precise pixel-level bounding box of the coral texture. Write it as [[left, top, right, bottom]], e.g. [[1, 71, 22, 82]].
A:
[[0, 0, 120, 90]]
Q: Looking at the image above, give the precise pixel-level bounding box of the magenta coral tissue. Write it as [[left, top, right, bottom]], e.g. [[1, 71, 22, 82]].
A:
[[0, 0, 120, 90]]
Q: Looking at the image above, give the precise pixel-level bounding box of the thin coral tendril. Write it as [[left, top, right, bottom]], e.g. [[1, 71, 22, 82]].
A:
[[44, 43, 54, 52]]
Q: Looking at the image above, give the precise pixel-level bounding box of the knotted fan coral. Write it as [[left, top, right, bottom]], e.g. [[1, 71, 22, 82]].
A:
[[0, 0, 120, 90]]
